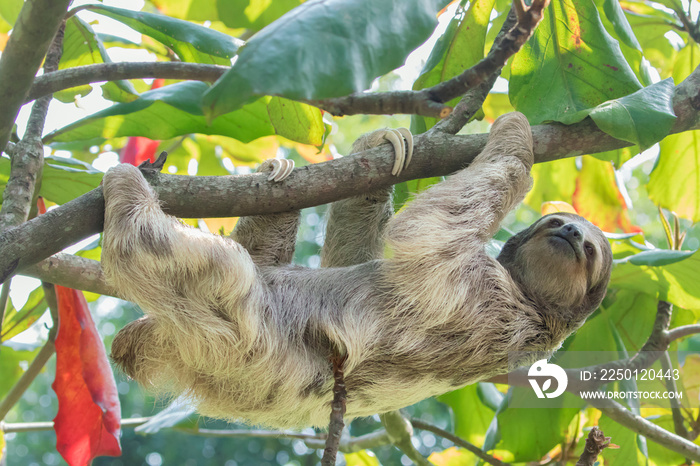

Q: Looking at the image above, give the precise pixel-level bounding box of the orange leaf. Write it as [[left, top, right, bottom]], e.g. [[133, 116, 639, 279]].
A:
[[541, 201, 578, 215], [52, 287, 121, 465], [573, 157, 641, 233]]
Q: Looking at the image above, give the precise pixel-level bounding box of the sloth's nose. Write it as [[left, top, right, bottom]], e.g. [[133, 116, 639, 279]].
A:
[[561, 223, 582, 241]]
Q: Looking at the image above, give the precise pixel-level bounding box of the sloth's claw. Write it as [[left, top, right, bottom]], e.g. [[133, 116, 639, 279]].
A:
[[258, 159, 295, 182], [383, 128, 413, 176]]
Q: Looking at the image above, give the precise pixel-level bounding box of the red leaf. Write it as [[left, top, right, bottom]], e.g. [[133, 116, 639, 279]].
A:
[[52, 286, 122, 466], [119, 136, 160, 166]]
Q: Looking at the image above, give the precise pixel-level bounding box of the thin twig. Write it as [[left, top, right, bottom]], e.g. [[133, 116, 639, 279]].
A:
[[321, 354, 348, 466], [433, 9, 517, 135], [667, 324, 700, 341], [410, 418, 510, 466], [660, 352, 692, 465]]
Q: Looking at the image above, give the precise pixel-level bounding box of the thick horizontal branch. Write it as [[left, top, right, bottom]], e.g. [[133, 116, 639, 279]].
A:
[[2, 66, 699, 284]]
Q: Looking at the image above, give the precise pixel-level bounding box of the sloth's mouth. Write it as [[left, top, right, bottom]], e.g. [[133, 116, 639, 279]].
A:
[[550, 233, 580, 258]]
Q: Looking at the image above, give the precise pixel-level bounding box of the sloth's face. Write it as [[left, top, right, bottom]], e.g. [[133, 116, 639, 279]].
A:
[[498, 213, 613, 315]]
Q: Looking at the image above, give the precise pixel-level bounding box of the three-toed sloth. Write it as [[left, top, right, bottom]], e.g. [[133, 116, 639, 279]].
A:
[[102, 112, 612, 429]]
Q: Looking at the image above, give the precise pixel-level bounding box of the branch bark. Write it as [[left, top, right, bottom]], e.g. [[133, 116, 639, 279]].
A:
[[0, 0, 72, 152], [1, 65, 699, 284]]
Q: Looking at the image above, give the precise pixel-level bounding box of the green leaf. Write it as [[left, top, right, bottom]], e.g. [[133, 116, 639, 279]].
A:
[[525, 158, 578, 211], [344, 451, 381, 466], [587, 78, 676, 150], [509, 0, 641, 125], [610, 249, 700, 309], [41, 157, 104, 205], [0, 0, 22, 33], [202, 0, 449, 118], [599, 415, 647, 465], [58, 17, 138, 103], [1, 287, 47, 342], [218, 0, 303, 32], [648, 44, 700, 223], [85, 5, 242, 64], [621, 249, 695, 266], [439, 383, 495, 444], [44, 82, 324, 146], [412, 0, 495, 129], [496, 390, 580, 462], [0, 346, 40, 398]]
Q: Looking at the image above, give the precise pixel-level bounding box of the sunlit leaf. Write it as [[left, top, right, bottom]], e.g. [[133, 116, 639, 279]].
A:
[[84, 5, 242, 64], [45, 82, 324, 146], [218, 0, 303, 32], [439, 383, 494, 444], [573, 156, 641, 233], [648, 44, 700, 222], [53, 287, 121, 465], [510, 0, 641, 125], [0, 0, 23, 33], [58, 17, 137, 103], [525, 158, 578, 211], [344, 450, 381, 466], [202, 0, 449, 118], [542, 201, 578, 215], [413, 0, 496, 129], [1, 287, 47, 342], [610, 249, 700, 309], [0, 346, 40, 398], [428, 446, 476, 465], [41, 157, 104, 205]]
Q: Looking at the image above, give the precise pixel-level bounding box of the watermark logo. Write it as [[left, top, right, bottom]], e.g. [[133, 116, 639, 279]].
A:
[[528, 359, 568, 399]]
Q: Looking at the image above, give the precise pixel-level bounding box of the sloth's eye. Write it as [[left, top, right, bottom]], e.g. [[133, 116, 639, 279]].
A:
[[585, 243, 595, 256], [548, 218, 563, 228]]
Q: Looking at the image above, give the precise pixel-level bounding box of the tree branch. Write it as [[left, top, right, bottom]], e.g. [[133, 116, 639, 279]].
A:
[[24, 0, 548, 120], [26, 62, 228, 103], [1, 66, 699, 284], [0, 0, 72, 152], [380, 411, 432, 466], [410, 418, 510, 466]]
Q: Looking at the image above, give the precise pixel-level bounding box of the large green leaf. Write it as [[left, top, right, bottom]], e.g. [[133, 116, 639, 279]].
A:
[[510, 0, 641, 125], [41, 157, 104, 204], [524, 158, 578, 211], [202, 0, 450, 118], [438, 383, 495, 445], [44, 82, 324, 145], [0, 0, 22, 33], [496, 390, 580, 462], [609, 249, 700, 309], [648, 44, 700, 223], [85, 5, 242, 64]]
